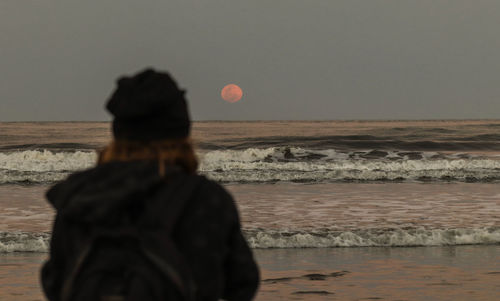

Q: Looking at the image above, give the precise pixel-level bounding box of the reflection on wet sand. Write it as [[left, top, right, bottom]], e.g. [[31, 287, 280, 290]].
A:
[[1, 246, 499, 300], [255, 246, 500, 300], [0, 253, 44, 301]]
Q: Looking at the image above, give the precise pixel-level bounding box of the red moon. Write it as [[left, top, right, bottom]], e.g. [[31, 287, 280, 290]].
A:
[[221, 84, 243, 103]]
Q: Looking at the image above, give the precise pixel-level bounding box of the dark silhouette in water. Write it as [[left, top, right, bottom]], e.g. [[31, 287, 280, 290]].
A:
[[41, 69, 260, 301]]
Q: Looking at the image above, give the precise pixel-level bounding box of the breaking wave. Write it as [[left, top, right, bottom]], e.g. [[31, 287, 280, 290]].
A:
[[2, 228, 499, 252], [0, 150, 96, 184], [245, 227, 500, 248], [199, 147, 500, 183], [0, 232, 50, 253], [1, 148, 500, 184]]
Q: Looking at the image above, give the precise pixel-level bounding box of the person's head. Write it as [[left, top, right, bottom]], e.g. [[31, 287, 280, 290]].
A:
[[98, 68, 198, 174]]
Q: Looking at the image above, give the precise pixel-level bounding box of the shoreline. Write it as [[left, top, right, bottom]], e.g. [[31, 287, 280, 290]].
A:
[[1, 245, 499, 300], [255, 245, 500, 300]]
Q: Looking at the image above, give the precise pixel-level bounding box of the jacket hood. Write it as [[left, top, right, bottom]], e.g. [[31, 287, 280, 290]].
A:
[[46, 161, 167, 223]]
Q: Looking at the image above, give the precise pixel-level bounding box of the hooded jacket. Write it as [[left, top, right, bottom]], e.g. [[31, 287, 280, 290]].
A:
[[41, 160, 259, 301]]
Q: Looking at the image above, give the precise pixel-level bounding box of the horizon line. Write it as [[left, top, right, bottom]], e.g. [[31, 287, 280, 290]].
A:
[[1, 118, 500, 123]]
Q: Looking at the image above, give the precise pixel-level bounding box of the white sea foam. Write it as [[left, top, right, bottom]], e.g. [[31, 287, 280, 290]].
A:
[[0, 150, 96, 183], [0, 232, 50, 253], [245, 227, 500, 248], [200, 147, 500, 182], [202, 148, 279, 163], [0, 150, 96, 172], [1, 148, 500, 184], [1, 228, 498, 252]]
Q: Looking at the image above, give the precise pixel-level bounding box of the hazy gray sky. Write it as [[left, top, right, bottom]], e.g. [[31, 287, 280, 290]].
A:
[[1, 1, 500, 121]]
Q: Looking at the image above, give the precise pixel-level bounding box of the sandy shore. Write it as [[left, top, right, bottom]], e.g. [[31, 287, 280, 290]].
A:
[[255, 246, 500, 300], [1, 245, 499, 301]]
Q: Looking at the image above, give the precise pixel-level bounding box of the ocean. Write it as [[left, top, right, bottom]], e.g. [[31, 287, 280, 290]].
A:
[[0, 120, 499, 300]]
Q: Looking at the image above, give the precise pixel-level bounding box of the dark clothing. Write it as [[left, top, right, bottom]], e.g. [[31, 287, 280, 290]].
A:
[[41, 161, 259, 301]]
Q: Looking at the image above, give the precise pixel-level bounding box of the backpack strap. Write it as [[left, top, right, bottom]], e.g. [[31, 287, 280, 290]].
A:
[[60, 169, 201, 301], [138, 171, 200, 301]]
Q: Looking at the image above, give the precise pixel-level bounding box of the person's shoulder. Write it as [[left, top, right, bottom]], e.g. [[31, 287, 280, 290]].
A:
[[47, 161, 161, 210], [185, 175, 239, 219], [46, 166, 102, 209], [191, 174, 233, 200]]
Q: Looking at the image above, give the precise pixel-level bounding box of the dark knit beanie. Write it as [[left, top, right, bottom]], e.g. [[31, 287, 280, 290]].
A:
[[106, 68, 191, 141]]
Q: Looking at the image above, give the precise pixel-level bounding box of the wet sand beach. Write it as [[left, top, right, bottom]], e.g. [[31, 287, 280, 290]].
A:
[[1, 246, 499, 301], [255, 246, 500, 300]]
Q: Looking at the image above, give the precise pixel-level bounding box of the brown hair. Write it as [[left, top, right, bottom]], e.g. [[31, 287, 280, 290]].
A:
[[98, 138, 198, 175]]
